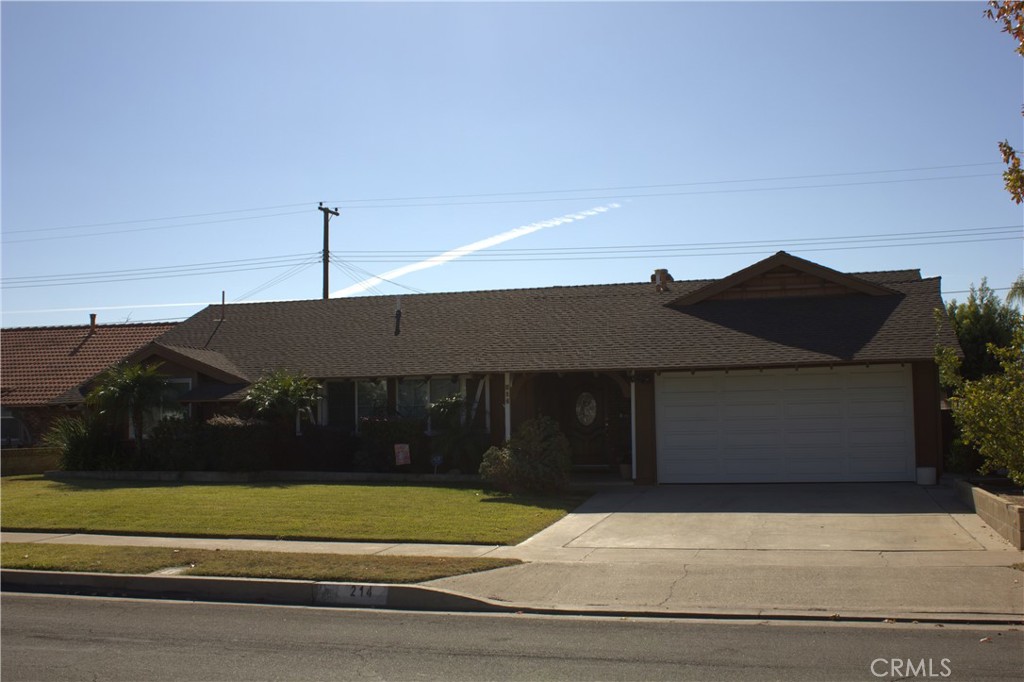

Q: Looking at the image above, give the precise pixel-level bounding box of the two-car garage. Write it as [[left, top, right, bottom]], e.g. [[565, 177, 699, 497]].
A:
[[654, 364, 916, 483]]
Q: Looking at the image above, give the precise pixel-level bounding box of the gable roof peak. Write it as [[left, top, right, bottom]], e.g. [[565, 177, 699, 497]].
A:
[[666, 251, 897, 306]]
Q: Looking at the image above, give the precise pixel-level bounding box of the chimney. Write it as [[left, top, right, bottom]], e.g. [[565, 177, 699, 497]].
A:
[[89, 313, 97, 333], [651, 268, 674, 293]]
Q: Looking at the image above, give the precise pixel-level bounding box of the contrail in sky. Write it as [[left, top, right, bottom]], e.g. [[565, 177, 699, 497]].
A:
[[331, 203, 620, 298]]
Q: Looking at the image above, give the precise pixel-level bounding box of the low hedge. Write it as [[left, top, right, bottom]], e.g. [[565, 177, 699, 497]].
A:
[[1, 447, 61, 476]]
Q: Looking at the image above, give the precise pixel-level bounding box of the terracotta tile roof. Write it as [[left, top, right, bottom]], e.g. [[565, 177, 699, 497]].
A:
[[152, 265, 955, 382], [1, 322, 177, 407]]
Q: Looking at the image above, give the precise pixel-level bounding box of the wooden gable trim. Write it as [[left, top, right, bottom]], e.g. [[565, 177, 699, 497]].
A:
[[665, 251, 896, 306], [122, 342, 249, 385]]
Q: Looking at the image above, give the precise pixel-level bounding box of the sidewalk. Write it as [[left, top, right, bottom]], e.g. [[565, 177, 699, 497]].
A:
[[3, 482, 1022, 623]]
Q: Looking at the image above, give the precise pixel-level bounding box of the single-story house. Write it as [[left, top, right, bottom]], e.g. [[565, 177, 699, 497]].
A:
[[0, 317, 178, 446], [122, 251, 960, 485]]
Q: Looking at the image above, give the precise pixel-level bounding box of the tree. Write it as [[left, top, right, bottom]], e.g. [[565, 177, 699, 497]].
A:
[[1008, 273, 1024, 307], [986, 1, 1024, 203], [943, 279, 1022, 381], [241, 369, 321, 434], [938, 330, 1024, 484], [84, 362, 170, 460]]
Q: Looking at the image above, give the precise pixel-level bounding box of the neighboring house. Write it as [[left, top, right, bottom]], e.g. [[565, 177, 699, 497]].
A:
[[0, 317, 177, 446], [126, 251, 959, 485]]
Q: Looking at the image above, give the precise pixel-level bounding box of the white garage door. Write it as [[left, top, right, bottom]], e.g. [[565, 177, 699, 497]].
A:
[[655, 365, 915, 483]]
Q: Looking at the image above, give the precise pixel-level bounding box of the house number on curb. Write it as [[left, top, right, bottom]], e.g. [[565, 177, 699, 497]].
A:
[[315, 583, 389, 607]]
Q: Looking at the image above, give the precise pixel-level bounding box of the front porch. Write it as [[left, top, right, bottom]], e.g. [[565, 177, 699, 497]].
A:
[[506, 371, 635, 477]]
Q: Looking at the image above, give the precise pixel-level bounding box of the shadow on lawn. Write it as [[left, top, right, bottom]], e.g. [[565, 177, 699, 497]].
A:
[[478, 492, 590, 512], [12, 476, 583, 502]]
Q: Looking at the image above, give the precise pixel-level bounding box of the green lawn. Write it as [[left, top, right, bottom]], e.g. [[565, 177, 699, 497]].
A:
[[0, 476, 583, 545], [1, 543, 519, 583]]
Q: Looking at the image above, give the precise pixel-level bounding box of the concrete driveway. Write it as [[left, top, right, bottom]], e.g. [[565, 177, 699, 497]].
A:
[[429, 481, 1022, 619], [498, 481, 1016, 561]]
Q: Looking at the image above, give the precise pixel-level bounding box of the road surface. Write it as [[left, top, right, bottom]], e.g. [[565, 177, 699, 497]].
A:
[[2, 593, 1021, 681]]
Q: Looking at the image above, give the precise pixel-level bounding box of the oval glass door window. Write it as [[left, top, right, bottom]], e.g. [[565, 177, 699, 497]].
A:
[[575, 392, 597, 426]]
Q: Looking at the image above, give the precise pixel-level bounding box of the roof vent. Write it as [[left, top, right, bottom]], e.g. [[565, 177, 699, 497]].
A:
[[651, 268, 674, 293], [89, 313, 97, 333]]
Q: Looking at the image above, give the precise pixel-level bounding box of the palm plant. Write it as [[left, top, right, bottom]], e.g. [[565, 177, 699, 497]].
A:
[[1008, 273, 1024, 308], [84, 362, 170, 459], [241, 369, 321, 434]]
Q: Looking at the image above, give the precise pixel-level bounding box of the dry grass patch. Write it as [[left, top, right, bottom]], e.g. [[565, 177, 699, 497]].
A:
[[1, 543, 519, 583]]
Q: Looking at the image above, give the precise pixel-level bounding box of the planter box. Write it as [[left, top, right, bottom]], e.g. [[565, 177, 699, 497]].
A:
[[1, 448, 60, 476], [955, 479, 1024, 550]]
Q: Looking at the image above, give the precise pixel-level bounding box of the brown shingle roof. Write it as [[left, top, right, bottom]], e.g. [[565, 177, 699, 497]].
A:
[[152, 264, 954, 381], [1, 322, 177, 407]]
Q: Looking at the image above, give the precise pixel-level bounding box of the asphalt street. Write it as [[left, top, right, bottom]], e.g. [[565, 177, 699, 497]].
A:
[[3, 593, 1021, 681]]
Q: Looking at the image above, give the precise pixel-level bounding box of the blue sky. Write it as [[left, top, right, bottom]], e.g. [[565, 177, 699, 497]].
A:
[[2, 1, 1022, 328]]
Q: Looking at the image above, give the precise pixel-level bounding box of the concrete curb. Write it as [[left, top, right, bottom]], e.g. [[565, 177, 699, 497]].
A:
[[3, 570, 1022, 626], [0, 569, 511, 613]]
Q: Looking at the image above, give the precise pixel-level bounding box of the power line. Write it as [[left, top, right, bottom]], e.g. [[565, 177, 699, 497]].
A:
[[330, 173, 998, 210], [1, 254, 321, 290], [1, 252, 318, 284], [1, 209, 310, 245], [331, 260, 386, 296], [326, 162, 1003, 205], [330, 257, 426, 294], [336, 235, 1021, 264], [2, 161, 1003, 240], [2, 202, 313, 235], [337, 224, 1020, 257], [233, 256, 322, 302], [2, 225, 1018, 290]]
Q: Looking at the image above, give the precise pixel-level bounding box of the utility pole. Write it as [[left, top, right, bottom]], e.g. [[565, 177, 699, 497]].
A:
[[318, 202, 339, 299]]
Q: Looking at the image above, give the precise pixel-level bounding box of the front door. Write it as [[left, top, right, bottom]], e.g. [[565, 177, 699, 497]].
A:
[[532, 373, 630, 470]]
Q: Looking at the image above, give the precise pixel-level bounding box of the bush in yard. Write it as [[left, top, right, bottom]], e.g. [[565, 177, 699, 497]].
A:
[[937, 280, 1024, 475], [938, 329, 1024, 485], [479, 416, 572, 495], [44, 415, 127, 471], [428, 394, 487, 473], [353, 416, 426, 472], [146, 416, 275, 471]]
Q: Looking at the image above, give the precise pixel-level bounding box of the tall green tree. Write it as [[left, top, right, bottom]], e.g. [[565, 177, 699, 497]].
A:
[[943, 279, 1023, 381], [241, 369, 321, 434], [84, 362, 170, 459]]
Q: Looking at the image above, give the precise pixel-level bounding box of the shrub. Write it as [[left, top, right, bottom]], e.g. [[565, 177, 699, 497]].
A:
[[428, 395, 487, 473], [146, 416, 276, 471], [44, 415, 127, 471], [354, 416, 426, 472], [941, 330, 1024, 484], [479, 416, 571, 495]]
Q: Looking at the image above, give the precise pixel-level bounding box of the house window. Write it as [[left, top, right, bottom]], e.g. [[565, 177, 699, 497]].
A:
[[326, 379, 388, 432], [396, 377, 462, 422], [397, 379, 430, 419], [159, 379, 192, 421], [429, 377, 461, 405], [131, 378, 191, 438], [356, 380, 387, 420]]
